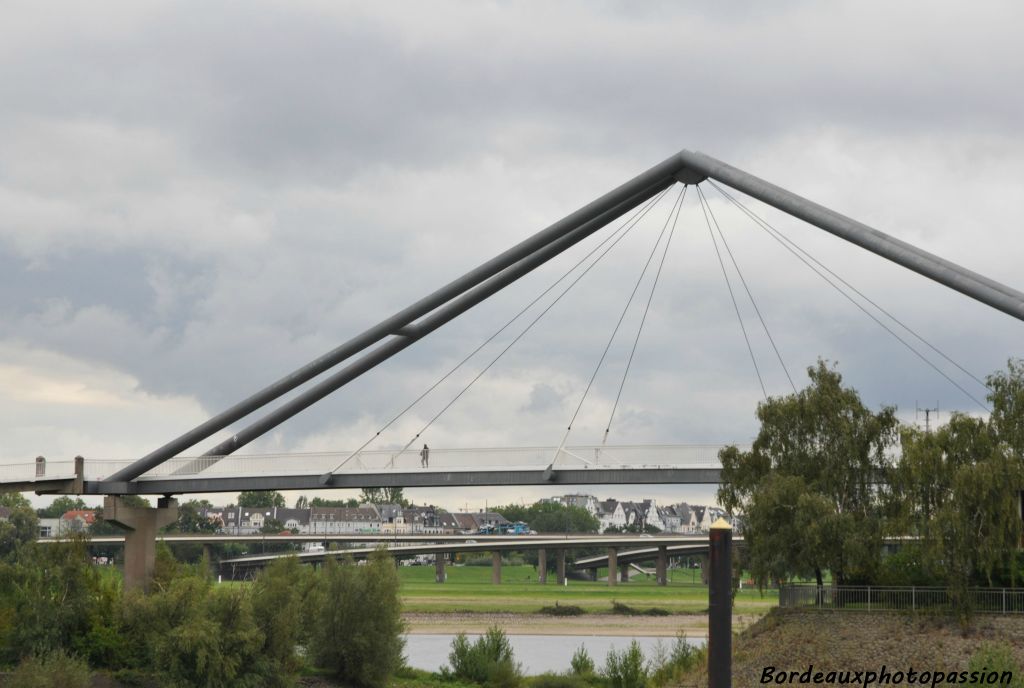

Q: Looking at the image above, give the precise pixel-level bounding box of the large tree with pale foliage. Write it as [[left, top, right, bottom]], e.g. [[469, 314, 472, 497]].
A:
[[889, 361, 1024, 612], [718, 360, 899, 587]]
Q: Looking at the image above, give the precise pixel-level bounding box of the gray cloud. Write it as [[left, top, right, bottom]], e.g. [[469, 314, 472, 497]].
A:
[[1, 0, 1023, 498]]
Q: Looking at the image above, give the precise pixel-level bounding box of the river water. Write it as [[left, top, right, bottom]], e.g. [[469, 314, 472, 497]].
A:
[[404, 634, 706, 675]]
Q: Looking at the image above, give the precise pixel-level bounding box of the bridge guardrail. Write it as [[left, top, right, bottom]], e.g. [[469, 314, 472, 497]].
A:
[[2, 444, 742, 484], [779, 584, 1024, 614]]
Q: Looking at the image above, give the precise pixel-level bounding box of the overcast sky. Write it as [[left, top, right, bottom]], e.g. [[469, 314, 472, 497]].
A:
[[3, 1, 1023, 511]]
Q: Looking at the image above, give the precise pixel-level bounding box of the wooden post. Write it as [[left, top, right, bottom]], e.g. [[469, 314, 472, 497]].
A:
[[708, 518, 732, 688]]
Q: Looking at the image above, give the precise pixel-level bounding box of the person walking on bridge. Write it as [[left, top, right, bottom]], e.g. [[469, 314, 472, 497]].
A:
[[420, 443, 430, 468]]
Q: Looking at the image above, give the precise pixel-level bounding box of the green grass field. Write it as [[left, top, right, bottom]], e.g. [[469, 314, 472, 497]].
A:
[[396, 564, 777, 615]]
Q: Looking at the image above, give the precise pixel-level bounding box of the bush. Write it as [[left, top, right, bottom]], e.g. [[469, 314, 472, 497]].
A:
[[121, 574, 269, 687], [307, 550, 405, 688], [570, 645, 595, 676], [2, 539, 111, 663], [445, 627, 522, 687], [967, 643, 1023, 687], [538, 603, 585, 617], [609, 601, 670, 617], [252, 555, 311, 685], [875, 545, 942, 587], [526, 673, 591, 688], [8, 649, 91, 688], [648, 634, 705, 687], [603, 641, 647, 688]]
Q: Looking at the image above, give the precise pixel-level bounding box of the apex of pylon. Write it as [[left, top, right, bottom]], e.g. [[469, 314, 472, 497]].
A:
[[710, 517, 732, 530]]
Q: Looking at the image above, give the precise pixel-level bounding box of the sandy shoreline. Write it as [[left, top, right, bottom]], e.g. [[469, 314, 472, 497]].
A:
[[403, 612, 760, 637]]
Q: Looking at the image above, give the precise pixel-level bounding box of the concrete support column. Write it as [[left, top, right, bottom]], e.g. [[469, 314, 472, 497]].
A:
[[103, 496, 178, 593], [556, 549, 566, 585], [619, 563, 629, 582], [607, 548, 618, 586], [537, 548, 547, 584], [435, 554, 446, 583], [700, 554, 709, 585], [589, 568, 597, 581], [202, 543, 214, 576], [657, 546, 668, 586], [491, 551, 502, 584]]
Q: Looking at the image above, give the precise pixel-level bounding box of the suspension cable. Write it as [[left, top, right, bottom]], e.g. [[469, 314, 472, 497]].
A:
[[697, 185, 797, 394], [706, 180, 990, 412], [323, 188, 672, 475], [603, 187, 686, 444], [707, 179, 989, 392], [555, 186, 687, 457], [698, 186, 768, 400], [379, 187, 676, 465]]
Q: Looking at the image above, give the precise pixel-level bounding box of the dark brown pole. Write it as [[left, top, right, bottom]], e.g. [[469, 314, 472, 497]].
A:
[[708, 518, 732, 688]]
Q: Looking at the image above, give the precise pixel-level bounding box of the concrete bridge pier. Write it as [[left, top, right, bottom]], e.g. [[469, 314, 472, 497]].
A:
[[537, 548, 547, 584], [492, 551, 502, 584], [657, 546, 668, 586], [607, 548, 618, 586], [103, 495, 178, 592], [202, 543, 214, 575], [556, 549, 566, 585], [619, 563, 629, 583], [435, 554, 446, 583]]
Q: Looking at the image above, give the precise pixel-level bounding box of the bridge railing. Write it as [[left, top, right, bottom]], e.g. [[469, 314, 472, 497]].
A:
[[0, 460, 76, 483], [1, 444, 739, 484], [779, 584, 1024, 614]]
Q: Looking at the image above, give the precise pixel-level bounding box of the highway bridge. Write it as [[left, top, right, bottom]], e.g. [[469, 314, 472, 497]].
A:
[[213, 534, 743, 585], [44, 531, 734, 585]]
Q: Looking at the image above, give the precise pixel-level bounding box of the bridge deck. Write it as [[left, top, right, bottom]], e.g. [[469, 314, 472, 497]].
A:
[[217, 534, 715, 568], [3, 444, 730, 494]]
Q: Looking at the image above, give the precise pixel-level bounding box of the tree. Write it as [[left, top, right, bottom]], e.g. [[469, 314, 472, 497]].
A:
[[252, 556, 311, 686], [307, 551, 404, 687], [891, 410, 1024, 611], [168, 499, 218, 534], [987, 358, 1024, 454], [295, 495, 309, 510], [493, 502, 599, 534], [237, 491, 285, 508], [309, 497, 360, 508], [604, 523, 662, 535], [36, 496, 89, 519], [0, 493, 39, 559], [358, 488, 407, 507], [717, 361, 898, 587], [260, 518, 286, 535]]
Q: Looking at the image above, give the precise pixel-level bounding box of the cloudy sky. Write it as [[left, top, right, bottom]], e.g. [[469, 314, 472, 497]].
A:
[[3, 1, 1023, 511]]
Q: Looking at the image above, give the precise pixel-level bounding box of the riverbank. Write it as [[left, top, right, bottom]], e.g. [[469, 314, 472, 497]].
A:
[[403, 611, 758, 636], [709, 609, 1024, 688], [397, 565, 778, 615]]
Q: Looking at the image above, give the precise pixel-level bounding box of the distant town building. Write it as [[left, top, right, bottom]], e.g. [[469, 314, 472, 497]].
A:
[[61, 510, 97, 533]]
